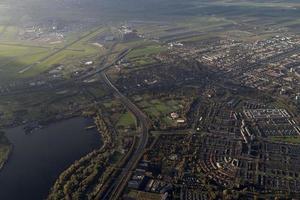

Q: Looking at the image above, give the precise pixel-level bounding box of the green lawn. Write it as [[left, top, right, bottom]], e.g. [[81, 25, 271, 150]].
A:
[[127, 45, 166, 59], [0, 26, 19, 40], [137, 97, 184, 127], [117, 112, 136, 128], [139, 98, 183, 117], [128, 56, 156, 67], [270, 136, 300, 144]]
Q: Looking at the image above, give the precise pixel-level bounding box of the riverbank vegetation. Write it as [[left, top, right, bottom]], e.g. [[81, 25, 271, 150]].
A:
[[47, 111, 118, 200], [47, 99, 139, 199], [0, 131, 12, 169]]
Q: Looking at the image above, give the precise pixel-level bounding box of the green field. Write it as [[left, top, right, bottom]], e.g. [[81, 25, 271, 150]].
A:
[[127, 190, 163, 200], [0, 26, 107, 84], [145, 99, 182, 115], [135, 96, 184, 127], [270, 136, 300, 144], [128, 56, 156, 67], [127, 44, 166, 59], [209, 1, 300, 9], [117, 111, 137, 128]]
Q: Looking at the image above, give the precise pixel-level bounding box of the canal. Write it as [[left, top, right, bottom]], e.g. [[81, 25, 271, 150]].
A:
[[0, 117, 101, 200]]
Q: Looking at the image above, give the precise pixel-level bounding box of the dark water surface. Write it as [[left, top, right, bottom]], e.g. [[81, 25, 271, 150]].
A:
[[0, 117, 101, 200]]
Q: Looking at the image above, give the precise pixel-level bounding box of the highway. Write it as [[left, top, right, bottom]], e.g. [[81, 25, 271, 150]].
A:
[[99, 72, 150, 200]]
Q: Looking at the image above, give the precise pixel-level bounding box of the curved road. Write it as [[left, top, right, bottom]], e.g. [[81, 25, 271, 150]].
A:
[[100, 72, 150, 200]]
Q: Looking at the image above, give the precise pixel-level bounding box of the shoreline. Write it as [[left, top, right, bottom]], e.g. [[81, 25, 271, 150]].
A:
[[0, 131, 13, 172], [0, 114, 96, 172], [0, 144, 13, 171], [0, 112, 82, 131], [0, 117, 102, 200]]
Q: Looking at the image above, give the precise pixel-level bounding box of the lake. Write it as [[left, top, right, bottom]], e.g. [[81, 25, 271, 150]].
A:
[[0, 117, 101, 200]]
